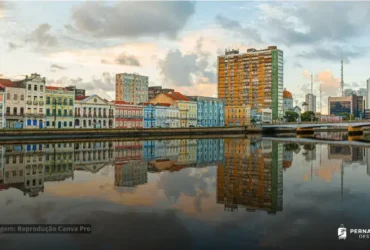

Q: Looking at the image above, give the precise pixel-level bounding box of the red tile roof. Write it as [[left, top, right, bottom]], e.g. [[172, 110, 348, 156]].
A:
[[157, 103, 171, 107], [164, 92, 191, 101], [75, 95, 89, 101], [0, 79, 16, 88]]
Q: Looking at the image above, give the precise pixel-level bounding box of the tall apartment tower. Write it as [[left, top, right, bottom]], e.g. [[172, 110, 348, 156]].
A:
[[305, 93, 316, 113], [218, 46, 284, 120], [116, 73, 148, 105]]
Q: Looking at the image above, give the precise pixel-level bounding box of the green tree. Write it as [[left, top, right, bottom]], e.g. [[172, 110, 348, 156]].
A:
[[301, 111, 317, 121], [338, 112, 355, 121], [284, 111, 299, 122]]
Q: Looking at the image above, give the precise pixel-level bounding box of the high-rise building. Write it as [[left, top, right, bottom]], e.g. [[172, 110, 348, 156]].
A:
[[65, 85, 85, 97], [305, 93, 316, 113], [116, 73, 148, 105], [367, 78, 370, 109], [283, 89, 293, 113], [328, 95, 358, 116], [218, 46, 284, 121], [357, 88, 367, 97]]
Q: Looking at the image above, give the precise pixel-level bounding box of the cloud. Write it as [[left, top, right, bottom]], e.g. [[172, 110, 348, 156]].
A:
[[158, 37, 217, 87], [101, 53, 141, 67], [47, 72, 115, 100], [50, 64, 67, 71], [258, 2, 370, 46], [293, 61, 303, 68], [297, 45, 367, 63], [8, 42, 19, 50], [215, 15, 262, 43], [68, 1, 195, 38], [25, 23, 58, 47], [315, 70, 341, 97]]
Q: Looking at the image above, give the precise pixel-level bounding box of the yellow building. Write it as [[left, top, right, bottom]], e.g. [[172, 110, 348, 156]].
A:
[[149, 91, 197, 127], [218, 47, 284, 122], [225, 105, 251, 126]]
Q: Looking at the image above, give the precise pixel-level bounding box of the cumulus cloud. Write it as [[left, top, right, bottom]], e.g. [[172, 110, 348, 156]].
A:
[[101, 53, 141, 67], [215, 15, 262, 43], [158, 37, 217, 87], [297, 45, 367, 63], [47, 72, 115, 100], [258, 2, 370, 46], [25, 23, 58, 47], [50, 64, 67, 71], [68, 1, 195, 38]]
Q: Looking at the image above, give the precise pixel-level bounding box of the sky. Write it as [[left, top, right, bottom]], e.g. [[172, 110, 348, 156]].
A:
[[0, 1, 369, 114]]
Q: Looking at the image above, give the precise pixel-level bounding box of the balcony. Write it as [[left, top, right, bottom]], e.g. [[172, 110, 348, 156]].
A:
[[26, 100, 32, 105], [75, 113, 81, 117], [33, 100, 38, 105], [39, 101, 44, 105]]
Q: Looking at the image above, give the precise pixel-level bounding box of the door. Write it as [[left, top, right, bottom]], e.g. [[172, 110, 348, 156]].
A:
[[39, 120, 43, 129], [58, 121, 61, 129]]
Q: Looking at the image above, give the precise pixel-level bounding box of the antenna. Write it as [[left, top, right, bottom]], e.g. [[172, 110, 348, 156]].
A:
[[341, 55, 344, 97]]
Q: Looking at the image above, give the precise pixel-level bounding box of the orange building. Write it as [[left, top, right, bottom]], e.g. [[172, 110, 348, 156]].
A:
[[224, 105, 251, 126], [217, 139, 283, 213], [218, 47, 284, 122]]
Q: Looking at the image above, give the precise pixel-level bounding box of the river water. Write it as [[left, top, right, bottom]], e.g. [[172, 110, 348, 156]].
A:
[[0, 134, 370, 250]]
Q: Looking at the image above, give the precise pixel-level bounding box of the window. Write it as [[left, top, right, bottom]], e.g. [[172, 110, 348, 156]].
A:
[[46, 97, 50, 104], [52, 121, 55, 127], [28, 84, 31, 90], [46, 121, 50, 126], [21, 95, 24, 100], [39, 108, 42, 113], [33, 108, 37, 113], [46, 108, 50, 116], [69, 98, 73, 105], [64, 109, 67, 116], [69, 110, 73, 116], [13, 107, 17, 114], [6, 107, 10, 114], [34, 85, 37, 91], [64, 121, 67, 127], [7, 93, 10, 100], [40, 85, 43, 91], [63, 99, 67, 105], [14, 94, 17, 100], [69, 121, 72, 127], [58, 109, 61, 116]]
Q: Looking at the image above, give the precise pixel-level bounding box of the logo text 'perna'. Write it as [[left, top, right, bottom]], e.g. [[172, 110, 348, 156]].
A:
[[338, 224, 347, 240]]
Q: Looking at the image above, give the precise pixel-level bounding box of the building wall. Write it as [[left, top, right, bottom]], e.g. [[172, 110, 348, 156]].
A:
[[74, 95, 114, 129], [305, 94, 316, 113], [283, 97, 293, 112], [45, 88, 75, 129], [24, 74, 46, 129], [116, 73, 148, 105], [328, 96, 354, 115], [225, 105, 251, 126], [144, 105, 156, 128], [218, 46, 284, 121], [165, 107, 180, 128], [114, 103, 143, 128], [0, 92, 4, 129], [4, 87, 26, 128], [148, 86, 174, 100], [189, 96, 225, 127], [178, 101, 197, 127]]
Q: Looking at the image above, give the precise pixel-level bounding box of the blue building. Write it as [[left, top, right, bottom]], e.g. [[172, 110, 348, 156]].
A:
[[196, 138, 224, 167], [143, 104, 168, 128], [188, 96, 225, 127]]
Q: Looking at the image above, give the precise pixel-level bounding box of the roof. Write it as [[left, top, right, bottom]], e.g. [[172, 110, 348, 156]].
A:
[[0, 79, 16, 88], [283, 89, 292, 99], [75, 95, 89, 101], [46, 86, 67, 91], [157, 103, 171, 107], [164, 92, 191, 101], [114, 100, 130, 105]]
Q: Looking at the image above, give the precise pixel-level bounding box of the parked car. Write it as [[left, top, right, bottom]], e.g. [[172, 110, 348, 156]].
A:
[[189, 125, 195, 128]]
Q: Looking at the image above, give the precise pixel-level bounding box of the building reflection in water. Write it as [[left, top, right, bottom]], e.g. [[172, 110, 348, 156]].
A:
[[217, 138, 283, 214]]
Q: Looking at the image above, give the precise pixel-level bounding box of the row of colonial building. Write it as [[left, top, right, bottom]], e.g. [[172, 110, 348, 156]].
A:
[[0, 73, 229, 129]]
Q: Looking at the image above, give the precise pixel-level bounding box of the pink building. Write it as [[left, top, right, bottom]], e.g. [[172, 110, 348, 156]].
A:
[[113, 101, 144, 128], [319, 115, 343, 122]]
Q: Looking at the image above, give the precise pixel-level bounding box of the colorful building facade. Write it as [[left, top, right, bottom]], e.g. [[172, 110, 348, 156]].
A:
[[188, 96, 225, 127], [45, 86, 75, 129], [0, 92, 4, 129], [74, 94, 114, 129], [225, 105, 251, 126], [218, 46, 284, 122], [113, 101, 143, 128], [143, 103, 168, 128], [116, 73, 148, 105], [149, 92, 197, 127]]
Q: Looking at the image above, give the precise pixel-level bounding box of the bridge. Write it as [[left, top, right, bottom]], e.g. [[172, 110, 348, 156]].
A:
[[262, 121, 370, 129], [262, 121, 370, 135]]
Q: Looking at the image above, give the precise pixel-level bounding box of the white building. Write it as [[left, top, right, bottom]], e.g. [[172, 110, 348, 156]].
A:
[[261, 109, 273, 123], [165, 106, 180, 128], [74, 94, 114, 129], [23, 74, 46, 129], [305, 94, 316, 113], [344, 89, 355, 97]]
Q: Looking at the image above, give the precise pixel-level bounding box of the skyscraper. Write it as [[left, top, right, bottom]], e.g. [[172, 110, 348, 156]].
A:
[[305, 93, 316, 113], [116, 73, 148, 105], [218, 46, 283, 121]]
